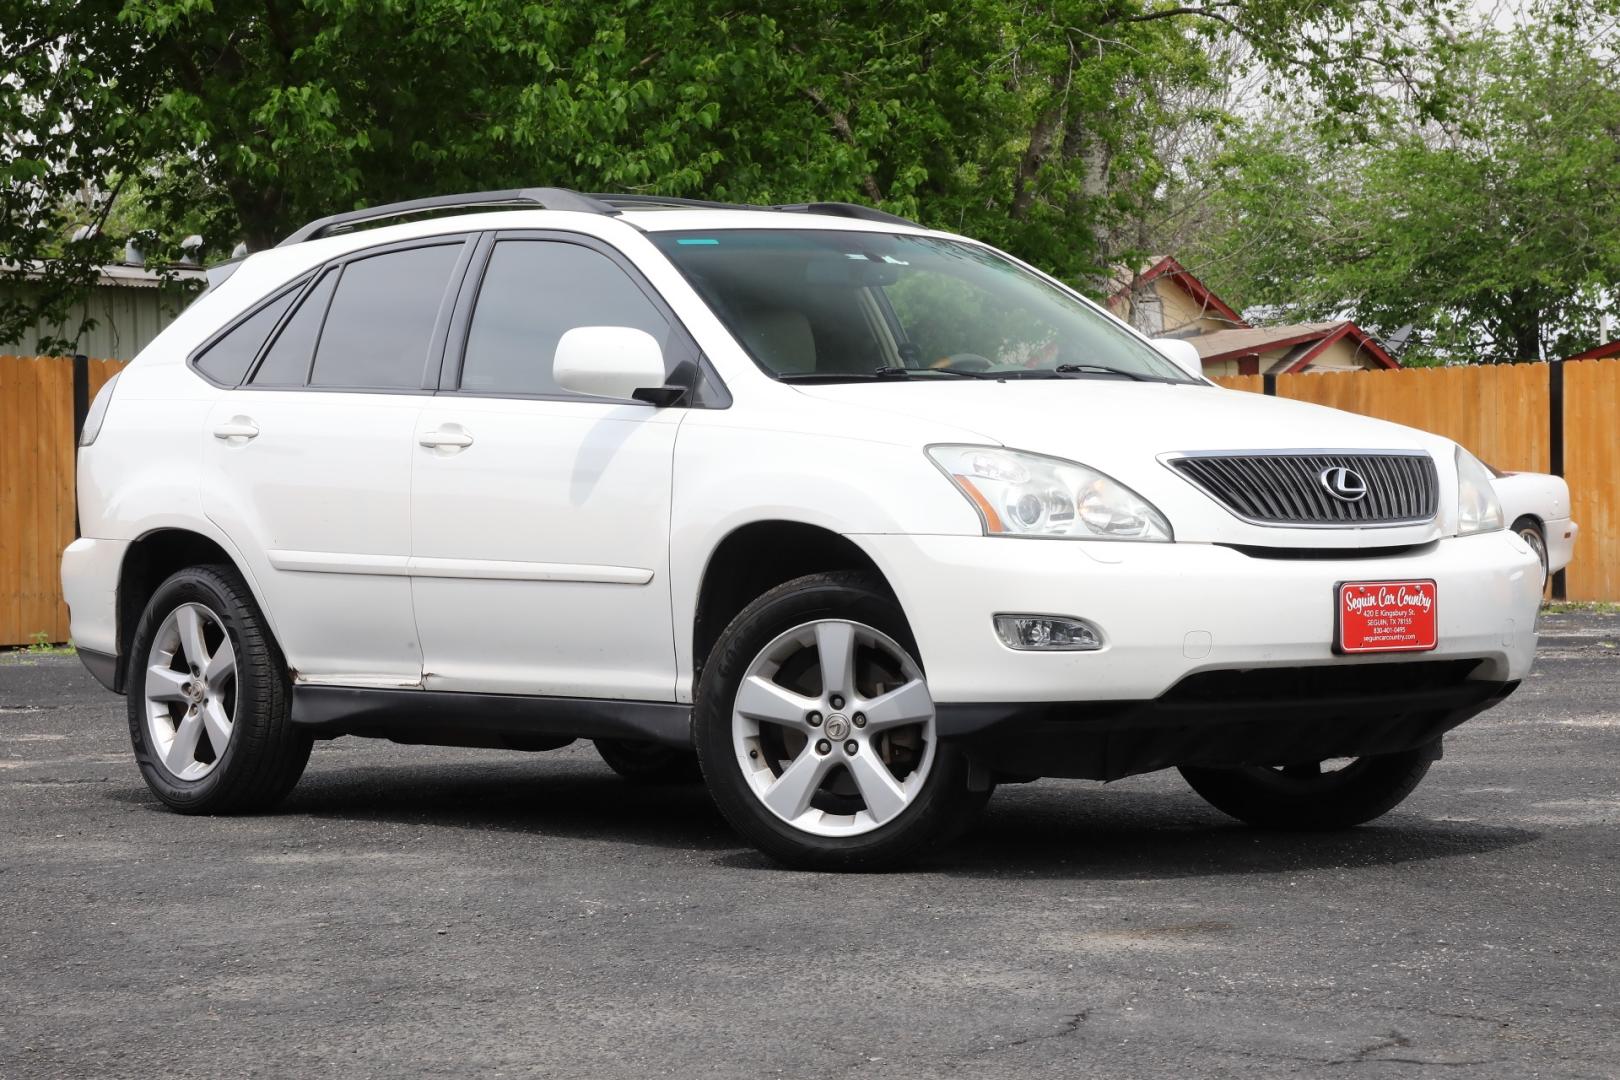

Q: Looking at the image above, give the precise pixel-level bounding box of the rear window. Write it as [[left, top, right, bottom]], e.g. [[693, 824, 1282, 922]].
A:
[[309, 244, 462, 389]]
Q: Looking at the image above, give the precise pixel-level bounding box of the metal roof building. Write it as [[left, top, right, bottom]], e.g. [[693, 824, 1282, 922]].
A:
[[1, 262, 205, 361]]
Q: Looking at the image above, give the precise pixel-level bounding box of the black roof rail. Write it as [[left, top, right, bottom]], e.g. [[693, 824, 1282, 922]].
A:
[[276, 188, 925, 248], [275, 187, 615, 247], [588, 193, 760, 213], [591, 193, 922, 229], [771, 202, 921, 228]]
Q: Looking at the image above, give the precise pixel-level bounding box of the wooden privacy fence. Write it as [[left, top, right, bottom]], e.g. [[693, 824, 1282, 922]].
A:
[[1214, 359, 1620, 602], [0, 354, 1616, 645], [1, 355, 126, 646]]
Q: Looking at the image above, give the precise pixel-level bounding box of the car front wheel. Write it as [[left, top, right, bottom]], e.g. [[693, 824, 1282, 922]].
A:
[[126, 565, 311, 813], [694, 572, 985, 870], [1179, 745, 1436, 830]]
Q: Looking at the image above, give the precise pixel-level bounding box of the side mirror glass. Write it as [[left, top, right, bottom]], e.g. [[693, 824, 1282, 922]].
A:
[[1151, 337, 1206, 380], [553, 326, 667, 402]]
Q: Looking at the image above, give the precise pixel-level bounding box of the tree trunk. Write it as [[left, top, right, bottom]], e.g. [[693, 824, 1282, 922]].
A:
[[1011, 102, 1067, 220], [231, 182, 287, 253], [1500, 288, 1543, 363], [1060, 112, 1115, 294]]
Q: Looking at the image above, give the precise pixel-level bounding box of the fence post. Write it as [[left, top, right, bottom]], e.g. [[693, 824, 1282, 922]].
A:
[[1548, 360, 1566, 601], [71, 354, 89, 540], [71, 353, 90, 441]]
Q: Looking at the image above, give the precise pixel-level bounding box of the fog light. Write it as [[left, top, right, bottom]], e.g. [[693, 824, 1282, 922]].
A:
[[994, 615, 1103, 651]]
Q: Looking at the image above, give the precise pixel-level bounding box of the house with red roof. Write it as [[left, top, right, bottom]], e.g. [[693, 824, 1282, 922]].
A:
[[1564, 340, 1620, 362], [1107, 256, 1399, 376]]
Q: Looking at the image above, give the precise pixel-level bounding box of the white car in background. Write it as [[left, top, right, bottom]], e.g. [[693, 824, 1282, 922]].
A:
[[1488, 465, 1578, 584]]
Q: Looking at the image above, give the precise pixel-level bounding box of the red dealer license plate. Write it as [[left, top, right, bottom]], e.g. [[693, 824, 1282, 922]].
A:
[[1335, 580, 1438, 654]]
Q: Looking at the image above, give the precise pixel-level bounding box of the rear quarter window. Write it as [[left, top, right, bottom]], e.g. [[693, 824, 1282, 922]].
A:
[[192, 285, 300, 386], [251, 271, 338, 387]]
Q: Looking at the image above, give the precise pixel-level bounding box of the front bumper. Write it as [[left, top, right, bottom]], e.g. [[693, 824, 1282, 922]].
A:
[[852, 530, 1541, 778], [853, 529, 1542, 704]]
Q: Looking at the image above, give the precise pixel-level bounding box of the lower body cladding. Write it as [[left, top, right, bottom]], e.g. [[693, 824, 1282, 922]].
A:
[[937, 660, 1516, 781], [286, 661, 1517, 784], [291, 686, 691, 752]]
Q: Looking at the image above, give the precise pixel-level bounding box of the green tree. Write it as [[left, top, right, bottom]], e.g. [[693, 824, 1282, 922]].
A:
[[3, 0, 1455, 353], [1191, 7, 1620, 364]]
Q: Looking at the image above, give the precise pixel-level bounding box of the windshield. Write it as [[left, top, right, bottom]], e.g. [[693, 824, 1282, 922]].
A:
[[650, 229, 1196, 384]]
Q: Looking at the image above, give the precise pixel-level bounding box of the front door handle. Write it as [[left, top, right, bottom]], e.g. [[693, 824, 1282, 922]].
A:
[[212, 418, 260, 441], [419, 427, 474, 449]]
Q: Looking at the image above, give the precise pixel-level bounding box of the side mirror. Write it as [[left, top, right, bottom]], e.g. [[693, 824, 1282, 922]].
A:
[[554, 326, 667, 402], [1151, 337, 1206, 381]]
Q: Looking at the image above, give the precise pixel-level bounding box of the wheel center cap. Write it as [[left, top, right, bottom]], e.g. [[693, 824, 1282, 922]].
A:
[[183, 680, 204, 703], [824, 714, 850, 740]]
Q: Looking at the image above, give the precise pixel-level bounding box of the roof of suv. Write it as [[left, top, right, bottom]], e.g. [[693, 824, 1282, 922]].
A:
[[618, 207, 933, 234], [276, 188, 931, 247]]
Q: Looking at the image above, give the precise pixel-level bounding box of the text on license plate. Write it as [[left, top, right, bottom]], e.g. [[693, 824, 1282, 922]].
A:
[[1335, 579, 1438, 654]]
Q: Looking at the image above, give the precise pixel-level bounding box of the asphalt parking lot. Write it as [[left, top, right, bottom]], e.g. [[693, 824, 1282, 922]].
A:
[[2, 611, 1617, 1080]]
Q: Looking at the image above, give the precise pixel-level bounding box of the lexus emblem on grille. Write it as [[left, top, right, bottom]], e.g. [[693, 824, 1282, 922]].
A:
[[1319, 466, 1369, 502]]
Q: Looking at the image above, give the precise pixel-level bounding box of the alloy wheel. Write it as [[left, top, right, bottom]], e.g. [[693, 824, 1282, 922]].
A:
[[731, 619, 936, 838], [143, 602, 237, 782]]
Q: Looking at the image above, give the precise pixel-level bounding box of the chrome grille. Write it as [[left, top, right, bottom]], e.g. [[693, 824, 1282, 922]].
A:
[[1167, 451, 1438, 527]]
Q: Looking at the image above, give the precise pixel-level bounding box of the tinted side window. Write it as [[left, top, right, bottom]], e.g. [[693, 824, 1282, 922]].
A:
[[195, 287, 298, 385], [460, 241, 670, 396], [310, 244, 461, 389], [251, 271, 337, 386]]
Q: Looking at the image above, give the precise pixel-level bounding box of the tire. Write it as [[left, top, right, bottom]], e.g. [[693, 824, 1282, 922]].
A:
[[693, 571, 985, 871], [126, 564, 311, 813], [593, 738, 702, 785], [1512, 516, 1549, 586], [1179, 745, 1436, 830]]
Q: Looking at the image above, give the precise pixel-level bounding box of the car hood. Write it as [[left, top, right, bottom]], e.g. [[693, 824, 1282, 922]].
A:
[[791, 379, 1459, 546]]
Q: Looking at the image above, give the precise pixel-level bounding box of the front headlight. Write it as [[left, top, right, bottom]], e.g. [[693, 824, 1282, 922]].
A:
[[1455, 446, 1504, 535], [928, 445, 1173, 541]]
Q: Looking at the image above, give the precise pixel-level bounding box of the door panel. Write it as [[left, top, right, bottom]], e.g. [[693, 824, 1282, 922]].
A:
[[197, 237, 468, 684], [410, 398, 682, 697], [409, 235, 691, 699], [203, 390, 424, 682]]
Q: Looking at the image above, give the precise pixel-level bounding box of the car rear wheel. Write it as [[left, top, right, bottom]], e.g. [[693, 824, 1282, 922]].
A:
[[694, 572, 985, 871], [127, 565, 311, 813], [1179, 746, 1435, 830], [1512, 516, 1549, 586]]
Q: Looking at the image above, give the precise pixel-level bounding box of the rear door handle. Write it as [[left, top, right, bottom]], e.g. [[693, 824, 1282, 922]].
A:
[[419, 427, 474, 449], [212, 419, 259, 441]]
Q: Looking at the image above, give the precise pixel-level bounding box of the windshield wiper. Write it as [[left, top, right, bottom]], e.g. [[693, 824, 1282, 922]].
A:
[[872, 365, 992, 379], [1053, 363, 1159, 382], [775, 367, 992, 383]]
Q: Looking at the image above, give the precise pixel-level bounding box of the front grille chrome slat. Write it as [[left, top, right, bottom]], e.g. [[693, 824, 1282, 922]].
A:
[[1214, 457, 1283, 520], [1167, 452, 1438, 527]]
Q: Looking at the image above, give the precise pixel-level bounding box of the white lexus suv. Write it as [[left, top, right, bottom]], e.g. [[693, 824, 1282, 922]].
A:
[[62, 189, 1543, 869]]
